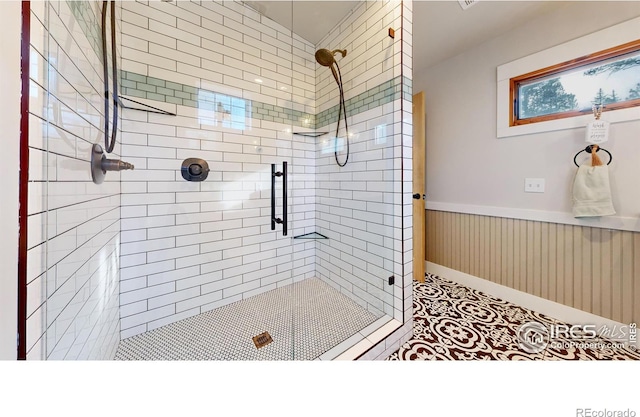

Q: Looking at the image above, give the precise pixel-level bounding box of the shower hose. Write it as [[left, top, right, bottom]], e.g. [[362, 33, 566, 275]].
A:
[[333, 61, 349, 167], [101, 0, 118, 153]]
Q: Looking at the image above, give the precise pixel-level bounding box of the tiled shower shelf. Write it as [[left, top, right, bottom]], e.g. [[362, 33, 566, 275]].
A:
[[118, 95, 176, 116], [292, 131, 329, 137], [293, 232, 328, 239]]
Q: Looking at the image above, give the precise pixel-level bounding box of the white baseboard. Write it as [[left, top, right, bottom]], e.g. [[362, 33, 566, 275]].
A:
[[425, 261, 630, 334]]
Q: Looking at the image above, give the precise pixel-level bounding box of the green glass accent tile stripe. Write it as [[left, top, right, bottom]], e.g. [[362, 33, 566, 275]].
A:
[[67, 0, 121, 89], [315, 76, 405, 129], [402, 76, 413, 102], [120, 70, 316, 128], [67, 2, 411, 128], [66, 1, 412, 128], [123, 71, 408, 129], [67, 1, 103, 63]]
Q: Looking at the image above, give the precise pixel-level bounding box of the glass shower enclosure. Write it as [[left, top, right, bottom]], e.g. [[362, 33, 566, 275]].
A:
[[25, 0, 410, 360]]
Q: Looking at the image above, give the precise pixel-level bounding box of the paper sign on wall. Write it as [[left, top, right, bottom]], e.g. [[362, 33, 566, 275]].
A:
[[585, 120, 609, 144]]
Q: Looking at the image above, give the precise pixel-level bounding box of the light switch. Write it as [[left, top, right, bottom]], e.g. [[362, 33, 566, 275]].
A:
[[525, 178, 545, 193]]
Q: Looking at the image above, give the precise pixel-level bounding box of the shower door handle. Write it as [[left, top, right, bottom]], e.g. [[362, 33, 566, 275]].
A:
[[271, 162, 287, 236], [282, 161, 287, 236], [271, 164, 277, 231]]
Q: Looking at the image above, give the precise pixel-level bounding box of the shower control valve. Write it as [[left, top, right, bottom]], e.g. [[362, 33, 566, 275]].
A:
[[181, 158, 210, 182]]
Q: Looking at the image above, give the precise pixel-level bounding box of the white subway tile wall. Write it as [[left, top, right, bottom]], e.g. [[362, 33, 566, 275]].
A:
[[314, 0, 413, 345], [118, 0, 412, 348], [398, 0, 414, 348], [26, 1, 121, 360], [119, 0, 318, 338]]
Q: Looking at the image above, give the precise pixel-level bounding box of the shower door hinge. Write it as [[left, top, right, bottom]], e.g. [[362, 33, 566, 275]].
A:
[[388, 276, 395, 285]]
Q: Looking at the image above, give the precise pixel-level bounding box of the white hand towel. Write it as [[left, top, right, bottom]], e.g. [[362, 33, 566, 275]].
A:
[[572, 164, 615, 218]]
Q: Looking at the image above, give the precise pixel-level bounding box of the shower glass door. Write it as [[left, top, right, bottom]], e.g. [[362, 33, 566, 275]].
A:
[[287, 0, 403, 359], [227, 1, 296, 360]]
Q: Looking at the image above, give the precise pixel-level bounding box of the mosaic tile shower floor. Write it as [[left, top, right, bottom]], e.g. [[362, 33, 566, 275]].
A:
[[115, 278, 379, 360], [387, 273, 640, 361]]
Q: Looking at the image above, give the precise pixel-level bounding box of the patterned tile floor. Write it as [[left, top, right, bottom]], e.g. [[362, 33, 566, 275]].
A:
[[387, 273, 640, 360], [115, 278, 379, 360]]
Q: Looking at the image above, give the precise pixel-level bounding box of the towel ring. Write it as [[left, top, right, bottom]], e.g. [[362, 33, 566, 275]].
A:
[[573, 145, 612, 167]]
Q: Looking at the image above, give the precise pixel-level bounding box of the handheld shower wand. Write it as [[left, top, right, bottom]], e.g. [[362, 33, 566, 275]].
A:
[[316, 48, 349, 167], [92, 0, 134, 184], [315, 49, 346, 84]]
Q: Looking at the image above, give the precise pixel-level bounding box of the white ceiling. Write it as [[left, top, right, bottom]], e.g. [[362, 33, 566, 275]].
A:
[[244, 1, 360, 45], [413, 1, 565, 70], [245, 0, 566, 74]]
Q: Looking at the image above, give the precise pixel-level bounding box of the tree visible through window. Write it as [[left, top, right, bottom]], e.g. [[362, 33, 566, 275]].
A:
[[510, 39, 640, 126], [519, 78, 578, 118]]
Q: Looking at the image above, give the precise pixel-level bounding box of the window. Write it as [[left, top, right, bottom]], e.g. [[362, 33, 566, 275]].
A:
[[510, 39, 640, 126], [497, 17, 640, 138]]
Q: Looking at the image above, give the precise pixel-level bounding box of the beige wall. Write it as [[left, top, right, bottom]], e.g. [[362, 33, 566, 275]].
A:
[[426, 210, 640, 325], [0, 1, 21, 360], [415, 1, 640, 220], [416, 2, 640, 324]]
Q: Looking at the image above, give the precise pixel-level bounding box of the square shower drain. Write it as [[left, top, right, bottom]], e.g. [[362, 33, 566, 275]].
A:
[[252, 332, 273, 349]]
